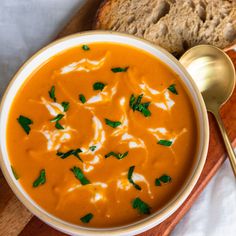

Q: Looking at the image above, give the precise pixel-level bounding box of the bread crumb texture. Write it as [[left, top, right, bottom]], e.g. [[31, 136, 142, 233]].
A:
[[95, 0, 236, 56]]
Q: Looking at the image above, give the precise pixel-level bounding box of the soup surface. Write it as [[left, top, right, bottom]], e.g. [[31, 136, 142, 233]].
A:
[[7, 43, 198, 227]]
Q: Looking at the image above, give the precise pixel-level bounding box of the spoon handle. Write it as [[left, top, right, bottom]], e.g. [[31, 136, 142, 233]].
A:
[[213, 110, 236, 177]]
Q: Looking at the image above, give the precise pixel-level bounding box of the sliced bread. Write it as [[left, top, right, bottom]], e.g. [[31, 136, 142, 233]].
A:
[[94, 0, 236, 56]]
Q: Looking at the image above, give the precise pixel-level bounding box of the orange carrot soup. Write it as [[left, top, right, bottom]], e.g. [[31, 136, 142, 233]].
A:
[[7, 43, 198, 227]]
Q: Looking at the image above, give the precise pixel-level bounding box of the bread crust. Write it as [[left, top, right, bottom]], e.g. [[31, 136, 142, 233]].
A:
[[93, 0, 236, 56], [93, 0, 112, 29]]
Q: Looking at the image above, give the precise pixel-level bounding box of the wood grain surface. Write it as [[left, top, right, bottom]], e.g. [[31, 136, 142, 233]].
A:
[[1, 1, 236, 235]]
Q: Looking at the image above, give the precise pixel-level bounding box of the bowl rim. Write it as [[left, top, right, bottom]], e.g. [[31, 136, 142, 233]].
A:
[[0, 30, 209, 236]]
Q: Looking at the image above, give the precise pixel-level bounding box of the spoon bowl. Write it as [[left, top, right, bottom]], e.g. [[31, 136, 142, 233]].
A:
[[180, 45, 236, 177], [179, 45, 235, 112]]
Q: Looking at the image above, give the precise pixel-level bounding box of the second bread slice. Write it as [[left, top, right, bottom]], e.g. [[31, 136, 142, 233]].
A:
[[94, 0, 236, 56]]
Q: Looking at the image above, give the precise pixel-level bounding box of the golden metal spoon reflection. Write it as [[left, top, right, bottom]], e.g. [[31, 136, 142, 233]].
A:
[[180, 45, 236, 177]]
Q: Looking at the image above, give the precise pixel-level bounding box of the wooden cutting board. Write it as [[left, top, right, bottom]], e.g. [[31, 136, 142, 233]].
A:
[[1, 1, 236, 235]]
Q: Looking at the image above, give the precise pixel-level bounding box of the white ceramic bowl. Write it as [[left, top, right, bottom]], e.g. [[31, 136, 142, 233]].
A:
[[0, 31, 209, 236]]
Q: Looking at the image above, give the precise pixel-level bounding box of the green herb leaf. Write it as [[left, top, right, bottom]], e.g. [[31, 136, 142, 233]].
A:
[[70, 166, 90, 185], [132, 197, 151, 214], [129, 94, 151, 117], [155, 178, 161, 186], [111, 67, 129, 73], [80, 213, 93, 223], [82, 45, 90, 51], [104, 118, 121, 128], [137, 102, 151, 117], [159, 174, 172, 183], [49, 85, 56, 102], [155, 174, 172, 186], [132, 94, 143, 111], [129, 94, 136, 108], [168, 84, 178, 95], [17, 115, 33, 135], [11, 166, 19, 180], [61, 101, 69, 112], [50, 114, 64, 130], [55, 122, 64, 130], [33, 169, 46, 187], [105, 151, 128, 160], [50, 114, 64, 122], [89, 146, 96, 152], [93, 82, 106, 91], [79, 94, 86, 104], [57, 148, 83, 162], [128, 166, 141, 190], [157, 140, 172, 146]]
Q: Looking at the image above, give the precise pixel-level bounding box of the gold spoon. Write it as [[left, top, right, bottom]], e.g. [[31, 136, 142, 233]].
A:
[[180, 45, 236, 177]]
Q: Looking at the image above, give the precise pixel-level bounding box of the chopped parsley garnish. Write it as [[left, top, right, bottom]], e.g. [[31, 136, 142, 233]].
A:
[[157, 140, 172, 146], [89, 146, 96, 151], [50, 114, 64, 122], [33, 169, 46, 187], [104, 118, 121, 128], [93, 82, 106, 91], [129, 94, 136, 108], [132, 197, 151, 214], [17, 115, 33, 135], [55, 122, 64, 129], [61, 101, 69, 112], [82, 45, 90, 51], [105, 151, 128, 160], [128, 166, 141, 190], [49, 85, 56, 102], [70, 166, 90, 185], [168, 84, 178, 95], [57, 148, 83, 162], [129, 94, 151, 117], [155, 174, 172, 186], [111, 67, 129, 73], [50, 114, 64, 130], [11, 166, 19, 180], [80, 213, 93, 223], [155, 179, 161, 186], [79, 94, 86, 104]]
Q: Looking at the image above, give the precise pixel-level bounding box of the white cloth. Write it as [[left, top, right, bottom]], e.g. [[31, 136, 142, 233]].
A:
[[0, 1, 235, 235]]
